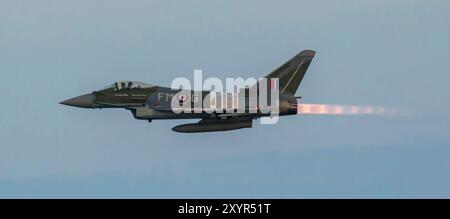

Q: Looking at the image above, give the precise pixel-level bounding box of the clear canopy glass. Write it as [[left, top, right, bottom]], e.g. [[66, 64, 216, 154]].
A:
[[99, 81, 154, 91]]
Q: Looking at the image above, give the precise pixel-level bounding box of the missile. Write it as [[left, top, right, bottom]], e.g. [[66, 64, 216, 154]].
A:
[[172, 120, 252, 133]]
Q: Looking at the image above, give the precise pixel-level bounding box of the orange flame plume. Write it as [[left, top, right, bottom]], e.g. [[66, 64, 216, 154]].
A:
[[297, 104, 395, 116]]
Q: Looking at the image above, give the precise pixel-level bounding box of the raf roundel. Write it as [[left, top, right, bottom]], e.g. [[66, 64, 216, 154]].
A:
[[178, 94, 188, 101]]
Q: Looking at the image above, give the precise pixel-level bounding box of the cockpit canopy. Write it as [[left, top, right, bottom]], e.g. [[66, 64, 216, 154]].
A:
[[99, 81, 155, 92]]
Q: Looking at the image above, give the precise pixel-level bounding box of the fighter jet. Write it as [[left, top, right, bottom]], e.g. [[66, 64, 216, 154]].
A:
[[60, 50, 316, 133]]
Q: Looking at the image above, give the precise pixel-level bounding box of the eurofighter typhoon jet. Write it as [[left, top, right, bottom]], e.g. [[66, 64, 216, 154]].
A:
[[60, 50, 316, 133]]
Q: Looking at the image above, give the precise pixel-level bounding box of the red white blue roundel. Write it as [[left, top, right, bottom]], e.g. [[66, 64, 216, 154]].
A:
[[178, 94, 188, 101]]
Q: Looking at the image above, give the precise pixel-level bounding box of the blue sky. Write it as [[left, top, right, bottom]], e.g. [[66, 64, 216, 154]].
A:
[[0, 0, 449, 198]]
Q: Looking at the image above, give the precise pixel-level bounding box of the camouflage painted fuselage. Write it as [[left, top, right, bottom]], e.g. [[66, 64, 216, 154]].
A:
[[60, 50, 315, 132], [93, 86, 298, 120]]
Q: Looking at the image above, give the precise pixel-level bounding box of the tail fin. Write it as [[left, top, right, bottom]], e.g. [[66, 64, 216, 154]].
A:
[[265, 50, 316, 95]]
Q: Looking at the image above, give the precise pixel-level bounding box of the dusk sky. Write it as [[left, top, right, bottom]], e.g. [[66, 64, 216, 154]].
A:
[[1, 0, 449, 198]]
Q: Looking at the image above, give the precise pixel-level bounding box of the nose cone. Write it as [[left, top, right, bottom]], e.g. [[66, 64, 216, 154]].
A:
[[60, 93, 95, 108]]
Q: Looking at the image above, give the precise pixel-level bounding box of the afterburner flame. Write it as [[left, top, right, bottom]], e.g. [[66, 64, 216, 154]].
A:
[[297, 104, 394, 116]]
